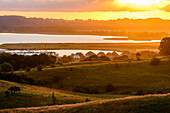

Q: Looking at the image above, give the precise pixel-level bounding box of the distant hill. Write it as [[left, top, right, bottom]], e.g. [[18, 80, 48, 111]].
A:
[[0, 15, 170, 39]]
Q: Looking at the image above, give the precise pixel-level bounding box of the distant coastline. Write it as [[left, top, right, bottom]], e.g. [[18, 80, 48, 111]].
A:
[[0, 43, 160, 52]]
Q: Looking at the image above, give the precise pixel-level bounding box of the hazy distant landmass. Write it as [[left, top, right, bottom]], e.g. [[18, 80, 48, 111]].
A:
[[0, 15, 170, 40]]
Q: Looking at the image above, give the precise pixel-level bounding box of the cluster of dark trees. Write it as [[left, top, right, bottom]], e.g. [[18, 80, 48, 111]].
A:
[[58, 55, 74, 63], [84, 55, 111, 61], [0, 53, 56, 71], [0, 73, 36, 85]]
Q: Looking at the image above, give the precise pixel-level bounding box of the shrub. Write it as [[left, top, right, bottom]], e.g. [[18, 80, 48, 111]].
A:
[[25, 66, 31, 71], [1, 62, 13, 72], [56, 62, 63, 65], [150, 58, 161, 66], [86, 98, 91, 102], [5, 91, 10, 98], [50, 64, 56, 68], [8, 86, 21, 94], [37, 65, 43, 71]]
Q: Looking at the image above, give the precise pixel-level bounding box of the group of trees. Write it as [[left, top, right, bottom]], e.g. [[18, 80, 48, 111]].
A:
[[58, 55, 74, 63], [0, 53, 56, 72], [84, 55, 111, 61]]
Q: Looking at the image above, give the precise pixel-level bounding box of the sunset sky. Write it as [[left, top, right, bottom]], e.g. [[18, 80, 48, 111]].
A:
[[1, 0, 170, 20]]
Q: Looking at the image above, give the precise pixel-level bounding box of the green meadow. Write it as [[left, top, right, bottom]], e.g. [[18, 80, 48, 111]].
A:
[[1, 57, 170, 112], [23, 59, 170, 95]]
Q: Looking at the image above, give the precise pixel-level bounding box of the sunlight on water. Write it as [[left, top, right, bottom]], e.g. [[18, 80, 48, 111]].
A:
[[0, 33, 160, 44]]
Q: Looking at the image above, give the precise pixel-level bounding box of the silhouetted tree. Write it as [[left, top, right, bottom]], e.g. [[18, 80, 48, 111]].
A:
[[159, 37, 170, 55], [5, 91, 10, 98], [52, 92, 57, 105], [136, 52, 141, 61]]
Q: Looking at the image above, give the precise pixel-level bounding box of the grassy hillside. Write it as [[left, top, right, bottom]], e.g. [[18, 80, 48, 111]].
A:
[[58, 94, 170, 113], [24, 59, 170, 95], [0, 80, 129, 109], [0, 80, 91, 109]]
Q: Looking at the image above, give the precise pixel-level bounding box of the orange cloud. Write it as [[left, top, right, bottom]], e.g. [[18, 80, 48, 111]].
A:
[[0, 0, 169, 12]]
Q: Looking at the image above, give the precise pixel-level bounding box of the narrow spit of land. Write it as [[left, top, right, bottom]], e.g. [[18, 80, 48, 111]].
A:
[[0, 43, 160, 52]]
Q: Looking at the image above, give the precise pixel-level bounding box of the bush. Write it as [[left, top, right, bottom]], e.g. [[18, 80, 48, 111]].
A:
[[37, 65, 43, 71], [1, 62, 13, 72], [25, 66, 31, 71], [50, 64, 56, 68], [150, 58, 161, 66], [8, 86, 21, 94], [86, 98, 91, 102]]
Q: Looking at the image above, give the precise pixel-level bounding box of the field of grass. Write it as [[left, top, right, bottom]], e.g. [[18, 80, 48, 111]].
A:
[[0, 80, 129, 109], [0, 80, 92, 109], [1, 58, 170, 112], [57, 94, 170, 113], [21, 59, 170, 95]]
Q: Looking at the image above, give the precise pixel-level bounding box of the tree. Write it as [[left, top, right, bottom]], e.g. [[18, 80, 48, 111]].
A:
[[8, 86, 21, 94], [5, 91, 10, 98], [136, 52, 141, 61], [159, 37, 170, 55], [1, 62, 13, 72], [99, 56, 111, 61], [51, 92, 57, 105]]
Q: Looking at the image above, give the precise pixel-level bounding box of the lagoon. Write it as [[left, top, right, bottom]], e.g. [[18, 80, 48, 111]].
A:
[[0, 33, 161, 44]]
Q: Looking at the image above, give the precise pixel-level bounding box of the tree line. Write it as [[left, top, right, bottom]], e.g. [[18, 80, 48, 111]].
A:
[[0, 53, 56, 71]]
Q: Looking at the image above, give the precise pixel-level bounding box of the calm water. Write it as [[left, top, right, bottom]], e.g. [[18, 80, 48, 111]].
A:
[[0, 33, 161, 44]]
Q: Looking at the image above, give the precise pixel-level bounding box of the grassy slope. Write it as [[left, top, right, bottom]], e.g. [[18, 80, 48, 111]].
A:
[[25, 60, 170, 95], [0, 80, 91, 109], [1, 93, 170, 113], [0, 80, 128, 109], [58, 94, 170, 113]]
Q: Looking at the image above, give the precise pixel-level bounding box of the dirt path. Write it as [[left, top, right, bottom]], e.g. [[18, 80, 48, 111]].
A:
[[0, 93, 169, 113]]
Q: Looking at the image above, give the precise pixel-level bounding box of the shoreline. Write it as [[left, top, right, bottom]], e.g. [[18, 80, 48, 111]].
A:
[[0, 43, 160, 52]]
